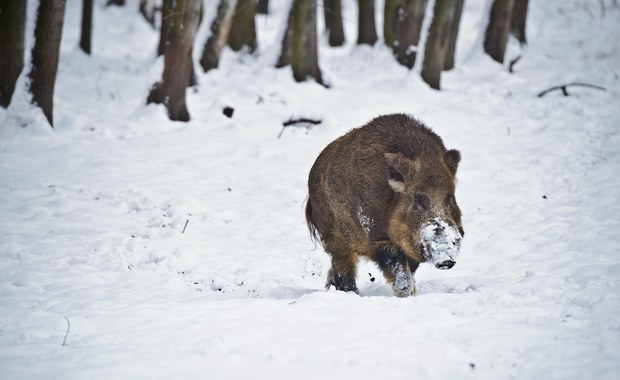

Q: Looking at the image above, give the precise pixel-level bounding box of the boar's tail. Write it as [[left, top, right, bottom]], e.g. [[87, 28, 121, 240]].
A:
[[305, 197, 322, 245]]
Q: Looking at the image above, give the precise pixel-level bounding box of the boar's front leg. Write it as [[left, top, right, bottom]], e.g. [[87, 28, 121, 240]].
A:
[[373, 242, 415, 297], [407, 259, 420, 296]]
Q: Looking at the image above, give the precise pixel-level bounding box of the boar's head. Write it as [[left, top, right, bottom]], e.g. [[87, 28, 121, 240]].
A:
[[385, 150, 464, 270]]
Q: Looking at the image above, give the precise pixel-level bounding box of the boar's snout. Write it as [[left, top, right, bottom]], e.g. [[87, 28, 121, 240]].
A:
[[420, 218, 462, 270]]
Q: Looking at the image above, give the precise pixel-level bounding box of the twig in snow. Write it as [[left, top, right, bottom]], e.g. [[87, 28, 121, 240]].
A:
[[508, 55, 521, 73], [278, 118, 322, 139], [537, 82, 607, 97], [62, 316, 70, 347], [182, 219, 189, 234]]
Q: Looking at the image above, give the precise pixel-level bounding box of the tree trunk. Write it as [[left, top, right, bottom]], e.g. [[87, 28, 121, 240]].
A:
[[277, 0, 323, 85], [200, 0, 237, 72], [28, 0, 67, 127], [421, 0, 456, 89], [158, 0, 173, 56], [510, 0, 528, 45], [324, 0, 345, 47], [257, 0, 269, 15], [357, 0, 377, 45], [0, 0, 26, 108], [79, 0, 93, 54], [484, 0, 515, 63], [383, 0, 399, 47], [392, 0, 428, 69], [147, 0, 201, 121], [228, 0, 256, 52], [443, 0, 464, 70]]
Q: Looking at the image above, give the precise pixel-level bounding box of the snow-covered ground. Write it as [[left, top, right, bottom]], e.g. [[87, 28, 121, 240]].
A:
[[1, 0, 619, 379]]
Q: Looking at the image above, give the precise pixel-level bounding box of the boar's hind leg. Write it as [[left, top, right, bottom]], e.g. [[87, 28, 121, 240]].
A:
[[325, 245, 359, 294], [373, 243, 414, 297]]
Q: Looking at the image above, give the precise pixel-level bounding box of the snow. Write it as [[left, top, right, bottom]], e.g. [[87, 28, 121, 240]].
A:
[[1, 0, 620, 379], [356, 206, 374, 234]]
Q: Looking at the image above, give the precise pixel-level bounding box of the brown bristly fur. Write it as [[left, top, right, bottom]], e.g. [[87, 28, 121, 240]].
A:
[[306, 114, 463, 296]]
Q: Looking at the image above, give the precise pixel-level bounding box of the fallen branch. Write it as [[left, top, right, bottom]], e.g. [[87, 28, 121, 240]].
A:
[[537, 82, 607, 97], [182, 219, 189, 234], [508, 55, 521, 73], [278, 118, 322, 139], [282, 118, 322, 127]]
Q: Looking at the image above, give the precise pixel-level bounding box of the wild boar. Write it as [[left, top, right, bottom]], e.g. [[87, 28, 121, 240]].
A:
[[306, 114, 464, 297]]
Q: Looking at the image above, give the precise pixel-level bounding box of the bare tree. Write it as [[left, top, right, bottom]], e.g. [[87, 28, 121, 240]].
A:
[[392, 0, 428, 69], [228, 0, 256, 52], [28, 0, 67, 127], [158, 0, 173, 56], [484, 0, 515, 63], [510, 0, 528, 45], [0, 0, 27, 108], [383, 0, 399, 47], [277, 0, 324, 85], [324, 0, 345, 47], [147, 0, 201, 121], [79, 0, 94, 54], [443, 0, 464, 70], [257, 0, 269, 15], [421, 0, 457, 89], [357, 0, 377, 45], [200, 0, 237, 72]]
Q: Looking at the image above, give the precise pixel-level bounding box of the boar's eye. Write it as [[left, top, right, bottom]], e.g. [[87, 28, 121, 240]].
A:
[[415, 193, 431, 211]]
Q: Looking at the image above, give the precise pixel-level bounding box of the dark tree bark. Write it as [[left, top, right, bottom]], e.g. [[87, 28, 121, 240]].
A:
[[228, 0, 256, 52], [383, 0, 399, 47], [147, 0, 201, 121], [28, 0, 67, 127], [79, 0, 93, 54], [484, 0, 515, 63], [187, 48, 197, 87], [421, 0, 456, 89], [510, 0, 528, 45], [324, 0, 345, 47], [357, 0, 377, 45], [392, 0, 428, 69], [200, 0, 237, 72], [0, 0, 26, 108], [277, 0, 323, 85], [158, 0, 173, 56], [257, 0, 269, 15], [443, 0, 464, 70]]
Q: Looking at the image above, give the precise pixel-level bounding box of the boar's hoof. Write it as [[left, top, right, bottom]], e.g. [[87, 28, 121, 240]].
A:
[[392, 285, 411, 298], [436, 260, 456, 270], [325, 268, 359, 294]]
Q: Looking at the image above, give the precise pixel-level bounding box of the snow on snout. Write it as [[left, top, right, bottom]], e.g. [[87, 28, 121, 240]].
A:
[[420, 218, 462, 268]]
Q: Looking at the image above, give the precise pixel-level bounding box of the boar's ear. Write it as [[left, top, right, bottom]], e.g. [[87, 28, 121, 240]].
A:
[[444, 149, 461, 176], [385, 152, 408, 193]]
